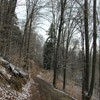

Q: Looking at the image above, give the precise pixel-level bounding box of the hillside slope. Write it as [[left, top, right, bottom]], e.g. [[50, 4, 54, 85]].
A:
[[0, 57, 78, 100]]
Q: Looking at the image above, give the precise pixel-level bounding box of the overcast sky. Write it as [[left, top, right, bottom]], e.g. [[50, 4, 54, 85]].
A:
[[16, 0, 26, 20], [16, 0, 100, 40], [16, 0, 49, 40]]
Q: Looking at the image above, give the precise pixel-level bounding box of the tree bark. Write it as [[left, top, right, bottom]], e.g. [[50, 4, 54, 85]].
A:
[[82, 0, 90, 99], [99, 40, 100, 100], [3, 0, 17, 59], [82, 0, 97, 99], [53, 0, 66, 88], [88, 0, 97, 98]]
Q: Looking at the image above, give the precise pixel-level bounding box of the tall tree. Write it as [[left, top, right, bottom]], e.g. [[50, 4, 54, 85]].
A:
[[53, 0, 67, 87], [20, 0, 44, 71], [99, 39, 100, 100], [82, 0, 97, 100], [0, 0, 17, 59], [82, 0, 90, 99], [43, 23, 55, 69]]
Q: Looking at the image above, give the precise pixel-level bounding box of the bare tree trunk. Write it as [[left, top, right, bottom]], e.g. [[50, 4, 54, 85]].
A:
[[53, 0, 66, 87], [80, 19, 85, 99], [82, 0, 90, 100], [63, 39, 69, 90], [88, 0, 97, 98], [2, 0, 17, 60], [20, 0, 40, 71], [82, 0, 97, 100], [25, 17, 33, 71], [99, 40, 100, 100], [84, 0, 90, 92]]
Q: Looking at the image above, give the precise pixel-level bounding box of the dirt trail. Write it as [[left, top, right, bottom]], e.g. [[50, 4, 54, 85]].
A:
[[34, 77, 76, 100]]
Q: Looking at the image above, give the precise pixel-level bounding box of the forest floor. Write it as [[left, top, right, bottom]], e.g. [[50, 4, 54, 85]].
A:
[[0, 60, 98, 100], [0, 72, 97, 100], [0, 61, 77, 100], [32, 76, 75, 100]]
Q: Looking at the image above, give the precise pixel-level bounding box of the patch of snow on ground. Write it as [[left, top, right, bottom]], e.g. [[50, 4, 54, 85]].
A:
[[53, 88, 78, 100], [37, 75, 42, 79], [0, 79, 34, 100], [37, 72, 44, 79]]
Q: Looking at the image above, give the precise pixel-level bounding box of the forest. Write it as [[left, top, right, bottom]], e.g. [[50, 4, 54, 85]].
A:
[[0, 0, 100, 100]]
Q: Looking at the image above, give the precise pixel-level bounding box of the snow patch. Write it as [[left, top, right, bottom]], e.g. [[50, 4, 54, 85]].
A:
[[53, 88, 78, 100], [37, 75, 42, 79], [37, 72, 44, 79], [0, 79, 34, 100]]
